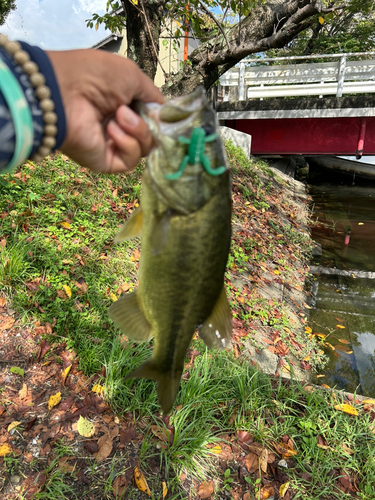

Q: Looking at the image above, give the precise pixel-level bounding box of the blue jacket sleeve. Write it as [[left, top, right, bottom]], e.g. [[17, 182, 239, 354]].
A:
[[0, 42, 66, 173]]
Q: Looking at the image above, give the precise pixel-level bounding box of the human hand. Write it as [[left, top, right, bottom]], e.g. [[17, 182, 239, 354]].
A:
[[46, 49, 164, 173]]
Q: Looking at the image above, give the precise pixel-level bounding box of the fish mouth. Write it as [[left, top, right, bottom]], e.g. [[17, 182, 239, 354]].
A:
[[138, 87, 214, 139]]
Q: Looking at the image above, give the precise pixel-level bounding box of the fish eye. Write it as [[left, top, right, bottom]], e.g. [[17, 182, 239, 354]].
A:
[[202, 125, 214, 136]]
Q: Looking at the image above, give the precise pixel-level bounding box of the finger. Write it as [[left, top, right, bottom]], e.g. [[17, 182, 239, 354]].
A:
[[116, 105, 154, 157], [106, 120, 142, 171]]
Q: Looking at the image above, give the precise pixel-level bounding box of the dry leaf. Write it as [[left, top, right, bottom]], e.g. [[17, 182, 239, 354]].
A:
[[110, 293, 118, 302], [334, 404, 358, 416], [0, 443, 12, 456], [336, 325, 346, 329], [77, 416, 95, 438], [96, 431, 113, 462], [245, 452, 258, 473], [338, 339, 350, 344], [113, 475, 127, 498], [8, 421, 21, 432], [0, 297, 6, 307], [62, 364, 72, 385], [362, 399, 375, 405], [342, 443, 354, 455], [134, 467, 151, 496], [274, 442, 297, 458], [197, 481, 214, 499], [259, 448, 268, 473], [18, 383, 28, 399], [162, 481, 168, 498], [211, 445, 222, 454], [259, 485, 274, 499], [279, 482, 290, 498], [60, 222, 71, 229], [0, 316, 15, 332], [48, 392, 62, 410]]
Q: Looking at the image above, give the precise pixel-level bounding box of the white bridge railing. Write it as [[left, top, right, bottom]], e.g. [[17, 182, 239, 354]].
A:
[[219, 52, 375, 101]]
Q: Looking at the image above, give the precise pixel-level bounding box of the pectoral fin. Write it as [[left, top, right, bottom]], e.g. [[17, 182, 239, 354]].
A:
[[126, 358, 182, 414], [199, 287, 232, 349], [150, 210, 172, 255], [114, 206, 143, 242], [108, 290, 152, 341]]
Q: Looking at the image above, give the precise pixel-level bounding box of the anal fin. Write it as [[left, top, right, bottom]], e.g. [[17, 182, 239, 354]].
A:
[[115, 206, 143, 242], [126, 358, 182, 414], [108, 290, 152, 341], [199, 287, 232, 349]]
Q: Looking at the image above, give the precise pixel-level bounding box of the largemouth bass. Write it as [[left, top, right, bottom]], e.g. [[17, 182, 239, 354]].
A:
[[109, 88, 232, 414]]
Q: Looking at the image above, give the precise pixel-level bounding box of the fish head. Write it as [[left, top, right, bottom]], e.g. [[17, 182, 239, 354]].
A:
[[138, 87, 229, 214]]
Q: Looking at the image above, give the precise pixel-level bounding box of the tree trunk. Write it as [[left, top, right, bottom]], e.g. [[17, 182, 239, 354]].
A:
[[122, 0, 166, 81], [162, 0, 325, 97]]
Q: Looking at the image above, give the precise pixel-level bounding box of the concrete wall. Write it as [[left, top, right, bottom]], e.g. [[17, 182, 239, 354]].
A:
[[220, 126, 252, 158]]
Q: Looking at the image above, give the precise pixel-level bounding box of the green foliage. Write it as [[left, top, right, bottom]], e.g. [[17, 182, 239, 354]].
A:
[[0, 0, 16, 26]]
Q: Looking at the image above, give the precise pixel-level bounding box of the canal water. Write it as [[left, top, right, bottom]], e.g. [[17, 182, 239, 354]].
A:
[[308, 168, 375, 397]]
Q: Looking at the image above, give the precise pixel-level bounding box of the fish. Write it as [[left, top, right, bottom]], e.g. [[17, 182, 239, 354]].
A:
[[108, 87, 232, 414]]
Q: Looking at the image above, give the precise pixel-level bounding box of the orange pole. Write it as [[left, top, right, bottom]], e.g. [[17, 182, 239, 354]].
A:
[[184, 3, 189, 61]]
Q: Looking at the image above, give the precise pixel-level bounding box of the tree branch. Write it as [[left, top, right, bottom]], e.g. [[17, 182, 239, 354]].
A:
[[195, 0, 231, 52]]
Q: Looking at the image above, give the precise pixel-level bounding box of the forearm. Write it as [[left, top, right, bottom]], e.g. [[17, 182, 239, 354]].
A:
[[0, 36, 66, 174]]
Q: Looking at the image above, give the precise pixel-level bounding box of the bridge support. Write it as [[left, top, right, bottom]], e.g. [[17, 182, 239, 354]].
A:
[[356, 117, 367, 159]]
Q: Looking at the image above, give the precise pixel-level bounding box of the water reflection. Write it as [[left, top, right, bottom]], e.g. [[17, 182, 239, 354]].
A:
[[309, 173, 375, 396]]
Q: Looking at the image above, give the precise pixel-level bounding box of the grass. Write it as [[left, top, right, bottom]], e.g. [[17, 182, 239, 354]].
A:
[[1, 148, 374, 498]]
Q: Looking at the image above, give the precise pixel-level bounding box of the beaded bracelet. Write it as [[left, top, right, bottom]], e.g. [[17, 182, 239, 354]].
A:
[[0, 33, 57, 163]]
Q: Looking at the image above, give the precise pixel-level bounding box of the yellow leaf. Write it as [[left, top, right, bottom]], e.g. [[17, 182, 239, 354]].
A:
[[62, 364, 72, 385], [60, 222, 71, 229], [358, 222, 364, 225], [318, 16, 324, 24], [316, 374, 325, 378], [305, 327, 312, 334], [338, 339, 350, 344], [92, 384, 105, 395], [317, 444, 335, 451], [134, 467, 151, 496], [334, 404, 358, 416], [48, 391, 61, 410], [110, 293, 118, 302], [347, 350, 353, 354], [362, 399, 375, 405], [132, 0, 138, 4], [95, 21, 99, 31], [321, 384, 331, 388], [325, 342, 335, 351], [279, 482, 290, 498], [303, 355, 310, 362], [336, 325, 345, 329], [8, 421, 21, 432], [211, 445, 222, 454], [63, 285, 72, 298], [42, 360, 51, 366], [162, 481, 168, 499], [18, 383, 27, 399], [77, 416, 95, 438], [274, 270, 280, 275], [0, 443, 12, 456]]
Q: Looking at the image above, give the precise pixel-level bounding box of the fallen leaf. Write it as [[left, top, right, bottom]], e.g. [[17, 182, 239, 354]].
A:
[[259, 484, 274, 499], [259, 448, 268, 473], [10, 366, 24, 377], [0, 443, 12, 456], [325, 342, 335, 351], [342, 443, 354, 455], [0, 297, 6, 307], [110, 293, 118, 302], [60, 222, 71, 229], [316, 374, 325, 378], [362, 399, 375, 405], [113, 475, 127, 498], [8, 421, 21, 432], [130, 249, 140, 262], [245, 452, 259, 473], [62, 364, 72, 385], [92, 384, 105, 395], [0, 317, 15, 332], [321, 384, 331, 388], [96, 431, 113, 462], [162, 481, 168, 498], [77, 416, 95, 438], [304, 326, 312, 334], [197, 480, 214, 499], [335, 317, 344, 322], [358, 222, 364, 225], [134, 467, 151, 496], [18, 383, 28, 399], [211, 445, 222, 454], [274, 442, 297, 458], [336, 325, 346, 329], [62, 285, 72, 298], [279, 482, 290, 498], [338, 339, 350, 344], [120, 427, 136, 445], [48, 392, 62, 410], [334, 404, 358, 416]]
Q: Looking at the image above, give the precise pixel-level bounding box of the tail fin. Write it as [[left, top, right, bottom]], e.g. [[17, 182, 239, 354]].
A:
[[126, 359, 182, 414]]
